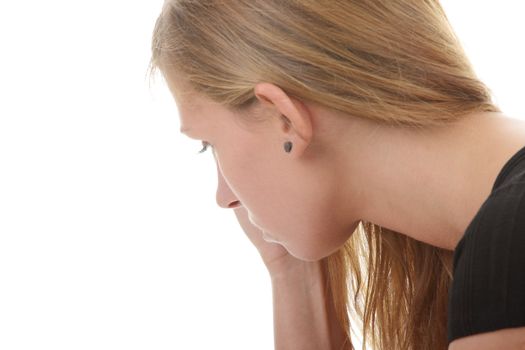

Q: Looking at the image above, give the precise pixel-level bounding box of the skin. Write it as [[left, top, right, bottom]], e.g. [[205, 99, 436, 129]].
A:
[[165, 73, 525, 348]]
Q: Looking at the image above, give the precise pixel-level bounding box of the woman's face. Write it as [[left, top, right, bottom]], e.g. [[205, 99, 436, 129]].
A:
[[165, 75, 360, 261]]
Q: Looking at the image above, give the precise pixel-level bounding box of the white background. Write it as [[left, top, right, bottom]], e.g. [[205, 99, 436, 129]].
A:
[[0, 1, 523, 349]]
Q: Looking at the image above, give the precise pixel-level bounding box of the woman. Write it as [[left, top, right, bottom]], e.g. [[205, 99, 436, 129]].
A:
[[149, 1, 525, 349]]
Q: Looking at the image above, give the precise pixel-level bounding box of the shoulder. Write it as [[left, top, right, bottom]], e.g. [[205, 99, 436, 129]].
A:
[[457, 171, 525, 251], [448, 180, 525, 344], [465, 177, 525, 244], [453, 175, 525, 264]]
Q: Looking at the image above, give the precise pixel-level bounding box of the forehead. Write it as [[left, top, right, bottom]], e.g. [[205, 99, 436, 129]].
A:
[[164, 73, 230, 133], [164, 73, 205, 122], [162, 68, 263, 136]]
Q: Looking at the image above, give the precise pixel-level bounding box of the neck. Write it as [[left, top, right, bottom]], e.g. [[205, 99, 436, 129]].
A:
[[339, 111, 525, 250]]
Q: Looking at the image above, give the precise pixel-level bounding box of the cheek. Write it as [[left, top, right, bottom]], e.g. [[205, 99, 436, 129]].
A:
[[267, 188, 357, 261], [218, 144, 353, 260], [285, 212, 349, 261], [216, 137, 263, 182], [215, 155, 273, 219]]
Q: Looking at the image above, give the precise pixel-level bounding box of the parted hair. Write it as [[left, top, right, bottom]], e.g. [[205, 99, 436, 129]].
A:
[[149, 1, 500, 349]]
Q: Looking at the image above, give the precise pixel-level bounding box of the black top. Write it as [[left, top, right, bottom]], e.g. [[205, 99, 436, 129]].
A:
[[448, 144, 525, 344]]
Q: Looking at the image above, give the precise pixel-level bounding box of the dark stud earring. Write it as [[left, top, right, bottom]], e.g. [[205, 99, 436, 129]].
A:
[[284, 141, 293, 153]]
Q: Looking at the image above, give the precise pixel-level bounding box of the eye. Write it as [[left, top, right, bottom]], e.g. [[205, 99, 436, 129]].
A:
[[198, 141, 212, 154]]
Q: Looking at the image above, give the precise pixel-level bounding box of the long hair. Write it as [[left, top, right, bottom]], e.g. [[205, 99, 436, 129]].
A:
[[148, 1, 500, 349]]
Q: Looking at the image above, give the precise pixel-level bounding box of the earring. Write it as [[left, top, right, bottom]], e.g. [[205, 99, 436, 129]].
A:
[[284, 141, 293, 153]]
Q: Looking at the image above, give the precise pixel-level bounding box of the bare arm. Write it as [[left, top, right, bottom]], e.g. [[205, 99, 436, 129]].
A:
[[270, 261, 351, 350], [449, 327, 525, 350], [232, 208, 350, 349]]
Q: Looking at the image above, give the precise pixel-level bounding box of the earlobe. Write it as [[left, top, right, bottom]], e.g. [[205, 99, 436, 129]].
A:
[[254, 82, 313, 149]]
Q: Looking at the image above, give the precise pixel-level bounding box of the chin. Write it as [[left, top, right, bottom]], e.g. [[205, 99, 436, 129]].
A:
[[297, 255, 325, 262], [286, 246, 332, 262], [287, 239, 347, 262]]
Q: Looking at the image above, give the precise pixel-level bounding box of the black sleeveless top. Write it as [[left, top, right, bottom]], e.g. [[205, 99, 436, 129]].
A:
[[448, 144, 525, 343]]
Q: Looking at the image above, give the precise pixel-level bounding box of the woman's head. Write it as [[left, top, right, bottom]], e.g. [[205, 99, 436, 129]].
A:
[[149, 1, 499, 348], [165, 72, 363, 261], [150, 0, 497, 260]]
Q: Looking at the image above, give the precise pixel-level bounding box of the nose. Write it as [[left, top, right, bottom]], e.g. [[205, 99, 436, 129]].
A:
[[216, 163, 241, 209]]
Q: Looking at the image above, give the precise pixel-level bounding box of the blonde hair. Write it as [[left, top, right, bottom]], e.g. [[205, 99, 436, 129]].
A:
[[149, 1, 500, 349]]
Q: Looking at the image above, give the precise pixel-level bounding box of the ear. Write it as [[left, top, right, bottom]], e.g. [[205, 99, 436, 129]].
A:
[[253, 82, 313, 156]]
